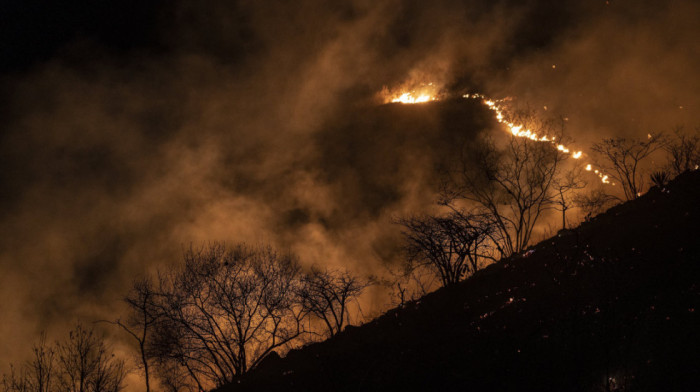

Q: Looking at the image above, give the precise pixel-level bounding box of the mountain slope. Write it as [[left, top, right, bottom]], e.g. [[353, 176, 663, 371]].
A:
[[219, 170, 700, 392]]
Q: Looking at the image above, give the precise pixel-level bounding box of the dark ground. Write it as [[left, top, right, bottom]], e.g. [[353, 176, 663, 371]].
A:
[[218, 170, 700, 392]]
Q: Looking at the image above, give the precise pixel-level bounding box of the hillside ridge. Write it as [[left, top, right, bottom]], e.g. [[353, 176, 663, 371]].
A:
[[218, 170, 700, 392]]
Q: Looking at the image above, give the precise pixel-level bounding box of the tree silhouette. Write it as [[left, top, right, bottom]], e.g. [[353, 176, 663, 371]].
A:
[[2, 325, 125, 392], [298, 266, 369, 337], [27, 334, 54, 392], [591, 133, 666, 200], [441, 110, 570, 257], [145, 243, 306, 388], [397, 210, 496, 287], [664, 127, 699, 176], [1, 333, 55, 392], [552, 164, 587, 229], [101, 278, 158, 392], [574, 188, 618, 220], [55, 323, 126, 392]]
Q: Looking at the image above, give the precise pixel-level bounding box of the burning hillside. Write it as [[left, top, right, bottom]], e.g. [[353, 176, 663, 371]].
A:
[[383, 83, 614, 185], [1, 2, 697, 390], [217, 170, 700, 392]]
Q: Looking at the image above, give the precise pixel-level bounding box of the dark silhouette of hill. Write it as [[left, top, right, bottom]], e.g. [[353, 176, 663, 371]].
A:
[[217, 170, 700, 392]]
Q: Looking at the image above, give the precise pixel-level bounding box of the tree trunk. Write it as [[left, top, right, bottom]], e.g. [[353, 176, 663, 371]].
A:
[[562, 208, 567, 230]]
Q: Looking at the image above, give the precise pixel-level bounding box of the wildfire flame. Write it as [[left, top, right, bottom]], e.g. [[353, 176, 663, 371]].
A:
[[382, 83, 439, 104], [465, 93, 582, 158], [380, 86, 612, 185], [392, 92, 435, 104], [463, 93, 612, 185]]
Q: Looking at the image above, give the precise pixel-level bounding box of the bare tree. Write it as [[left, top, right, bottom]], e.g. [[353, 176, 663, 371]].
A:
[[552, 164, 587, 229], [2, 333, 55, 392], [101, 278, 158, 392], [147, 243, 306, 388], [55, 323, 126, 392], [298, 267, 369, 337], [147, 317, 204, 392], [664, 127, 700, 176], [397, 210, 496, 287], [26, 334, 54, 392], [441, 110, 570, 257], [380, 262, 440, 308], [2, 365, 29, 392], [150, 356, 200, 392], [591, 133, 666, 200], [574, 188, 618, 220], [393, 281, 409, 308]]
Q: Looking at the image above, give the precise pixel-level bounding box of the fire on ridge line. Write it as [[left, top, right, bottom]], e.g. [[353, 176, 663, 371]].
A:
[[382, 87, 612, 185], [463, 93, 612, 185], [385, 83, 440, 104]]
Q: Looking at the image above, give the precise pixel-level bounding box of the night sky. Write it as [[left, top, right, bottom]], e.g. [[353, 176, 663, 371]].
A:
[[1, 0, 698, 387]]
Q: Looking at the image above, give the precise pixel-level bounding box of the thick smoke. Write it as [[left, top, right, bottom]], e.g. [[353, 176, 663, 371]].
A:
[[0, 0, 697, 385], [491, 1, 700, 144]]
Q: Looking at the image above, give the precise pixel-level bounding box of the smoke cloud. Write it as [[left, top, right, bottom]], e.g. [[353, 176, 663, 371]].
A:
[[0, 0, 697, 385]]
